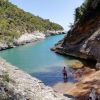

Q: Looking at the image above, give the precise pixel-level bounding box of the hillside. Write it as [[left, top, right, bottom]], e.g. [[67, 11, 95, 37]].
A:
[[0, 0, 63, 45], [52, 0, 100, 69]]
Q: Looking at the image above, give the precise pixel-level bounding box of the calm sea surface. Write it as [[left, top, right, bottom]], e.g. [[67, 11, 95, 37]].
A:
[[0, 34, 77, 86]]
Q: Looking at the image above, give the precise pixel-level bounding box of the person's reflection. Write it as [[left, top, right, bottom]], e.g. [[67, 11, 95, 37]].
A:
[[63, 77, 67, 82]]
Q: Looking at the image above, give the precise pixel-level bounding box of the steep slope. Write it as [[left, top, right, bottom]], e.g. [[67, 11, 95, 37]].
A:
[[52, 0, 100, 69], [0, 0, 63, 48]]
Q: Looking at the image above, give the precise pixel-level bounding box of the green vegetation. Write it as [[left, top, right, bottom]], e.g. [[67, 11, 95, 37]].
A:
[[0, 96, 8, 100], [0, 0, 63, 43], [3, 74, 10, 82], [74, 0, 100, 23]]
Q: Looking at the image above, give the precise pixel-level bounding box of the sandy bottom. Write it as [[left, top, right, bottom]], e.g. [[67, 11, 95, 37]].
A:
[[53, 82, 75, 94]]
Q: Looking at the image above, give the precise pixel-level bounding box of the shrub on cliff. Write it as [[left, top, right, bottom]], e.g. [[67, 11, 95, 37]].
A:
[[0, 0, 63, 43], [74, 0, 99, 23]]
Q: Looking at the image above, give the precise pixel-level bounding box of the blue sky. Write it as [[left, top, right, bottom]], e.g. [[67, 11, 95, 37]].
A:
[[9, 0, 84, 31]]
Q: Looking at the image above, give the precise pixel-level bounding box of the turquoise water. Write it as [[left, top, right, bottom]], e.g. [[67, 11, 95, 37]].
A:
[[0, 35, 77, 86]]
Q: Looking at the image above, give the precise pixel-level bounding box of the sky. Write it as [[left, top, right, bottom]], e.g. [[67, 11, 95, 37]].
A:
[[9, 0, 84, 31]]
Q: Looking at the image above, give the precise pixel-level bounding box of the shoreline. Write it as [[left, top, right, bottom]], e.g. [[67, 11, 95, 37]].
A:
[[0, 58, 70, 100], [0, 47, 99, 99], [0, 33, 65, 51], [1, 33, 99, 99]]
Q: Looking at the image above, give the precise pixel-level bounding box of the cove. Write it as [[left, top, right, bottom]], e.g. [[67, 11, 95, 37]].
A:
[[0, 34, 77, 86]]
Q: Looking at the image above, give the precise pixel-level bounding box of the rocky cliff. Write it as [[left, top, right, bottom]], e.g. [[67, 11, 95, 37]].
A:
[[52, 0, 100, 69]]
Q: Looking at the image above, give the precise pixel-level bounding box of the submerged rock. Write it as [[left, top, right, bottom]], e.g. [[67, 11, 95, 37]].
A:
[[67, 60, 84, 69]]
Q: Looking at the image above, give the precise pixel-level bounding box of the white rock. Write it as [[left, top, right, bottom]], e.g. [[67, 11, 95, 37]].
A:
[[15, 33, 45, 45]]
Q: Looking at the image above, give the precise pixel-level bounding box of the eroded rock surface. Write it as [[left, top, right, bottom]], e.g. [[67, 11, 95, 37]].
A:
[[53, 67, 100, 100]]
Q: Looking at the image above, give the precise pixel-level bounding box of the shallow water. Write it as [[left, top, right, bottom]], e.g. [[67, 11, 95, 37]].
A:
[[0, 34, 78, 86]]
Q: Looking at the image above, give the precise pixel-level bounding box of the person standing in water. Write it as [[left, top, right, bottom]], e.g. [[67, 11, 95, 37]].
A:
[[62, 67, 67, 79]]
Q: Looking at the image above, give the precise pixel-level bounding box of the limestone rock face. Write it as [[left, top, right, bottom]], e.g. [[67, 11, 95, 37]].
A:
[[14, 32, 45, 45], [0, 43, 8, 50], [0, 32, 46, 50]]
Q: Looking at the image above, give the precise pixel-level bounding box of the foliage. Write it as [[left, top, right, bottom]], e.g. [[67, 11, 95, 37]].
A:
[[3, 74, 10, 82], [0, 0, 63, 42], [74, 0, 99, 23]]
